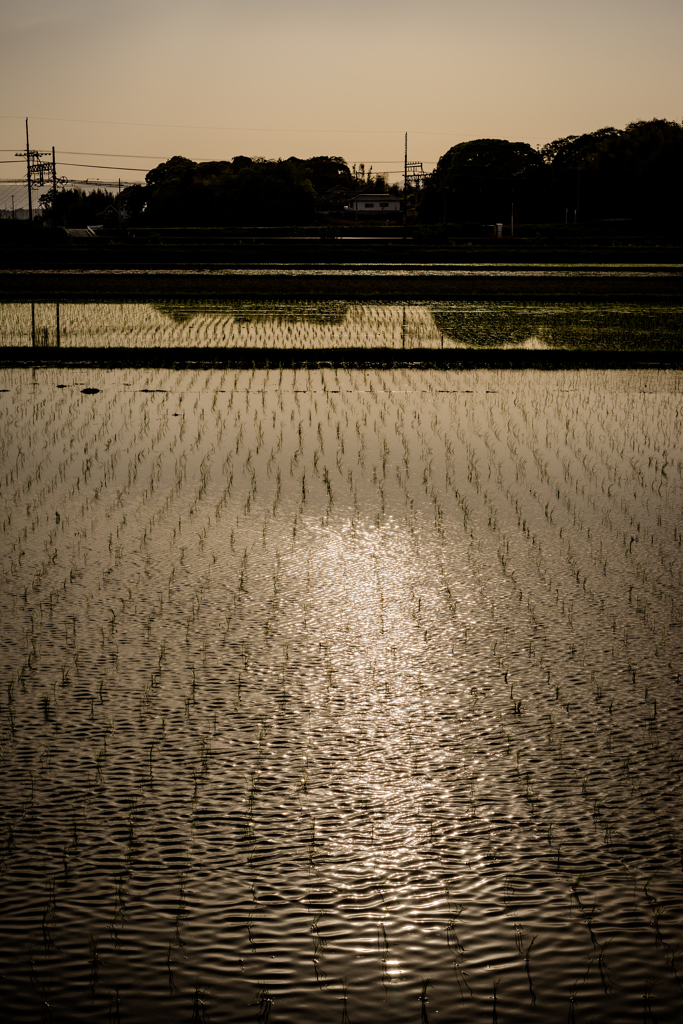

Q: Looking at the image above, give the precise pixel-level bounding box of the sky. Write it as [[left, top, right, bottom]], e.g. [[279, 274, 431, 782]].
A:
[[1, 0, 682, 204]]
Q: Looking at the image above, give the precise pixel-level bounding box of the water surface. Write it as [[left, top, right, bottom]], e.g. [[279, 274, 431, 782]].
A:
[[3, 299, 683, 351], [1, 367, 682, 1022]]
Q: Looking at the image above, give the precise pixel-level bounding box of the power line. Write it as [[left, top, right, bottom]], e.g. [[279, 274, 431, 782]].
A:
[[1, 115, 407, 135], [2, 158, 429, 180], [52, 158, 435, 169], [1, 149, 437, 163], [0, 113, 549, 140], [58, 162, 153, 172], [0, 184, 21, 204], [50, 178, 141, 189], [1, 148, 173, 159], [49, 150, 175, 160], [69, 179, 140, 186]]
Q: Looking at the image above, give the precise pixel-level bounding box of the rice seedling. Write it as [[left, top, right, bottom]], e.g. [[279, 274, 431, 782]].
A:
[[191, 980, 210, 1023], [0, 354, 681, 1021]]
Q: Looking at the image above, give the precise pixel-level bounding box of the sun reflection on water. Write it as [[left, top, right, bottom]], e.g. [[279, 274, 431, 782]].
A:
[[2, 366, 682, 1022]]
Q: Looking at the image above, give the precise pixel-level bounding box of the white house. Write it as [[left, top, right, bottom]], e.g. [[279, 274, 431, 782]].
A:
[[345, 194, 401, 214]]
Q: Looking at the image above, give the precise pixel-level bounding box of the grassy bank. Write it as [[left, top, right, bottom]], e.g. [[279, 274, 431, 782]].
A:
[[2, 270, 682, 302], [2, 242, 683, 271], [2, 218, 683, 271], [1, 345, 681, 371]]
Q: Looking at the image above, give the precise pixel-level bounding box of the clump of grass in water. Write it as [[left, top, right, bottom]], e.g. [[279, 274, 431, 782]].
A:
[[652, 902, 667, 947], [42, 877, 56, 951], [339, 977, 350, 1024], [377, 921, 389, 960], [253, 980, 273, 1024], [419, 978, 433, 1022], [643, 978, 659, 1019], [567, 978, 582, 1023], [191, 980, 210, 1022], [492, 977, 501, 1023], [588, 936, 615, 991], [523, 934, 538, 1005], [446, 906, 465, 954], [88, 934, 102, 991]]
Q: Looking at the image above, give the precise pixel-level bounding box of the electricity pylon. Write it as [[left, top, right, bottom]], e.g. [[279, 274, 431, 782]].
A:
[[16, 120, 66, 221]]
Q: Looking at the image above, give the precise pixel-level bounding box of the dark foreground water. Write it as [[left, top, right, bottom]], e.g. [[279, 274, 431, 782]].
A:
[[1, 366, 682, 1023], [2, 298, 683, 352]]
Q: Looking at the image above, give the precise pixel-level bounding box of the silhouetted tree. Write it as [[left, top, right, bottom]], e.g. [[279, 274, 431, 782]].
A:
[[420, 138, 546, 224], [541, 119, 683, 224], [120, 154, 357, 226], [41, 187, 117, 228], [420, 119, 683, 228]]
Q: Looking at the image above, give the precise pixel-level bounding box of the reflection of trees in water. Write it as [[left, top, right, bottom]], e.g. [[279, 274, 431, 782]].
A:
[[154, 301, 446, 349], [154, 300, 348, 327], [4, 300, 681, 351], [159, 300, 683, 351], [430, 303, 552, 349], [429, 302, 683, 351]]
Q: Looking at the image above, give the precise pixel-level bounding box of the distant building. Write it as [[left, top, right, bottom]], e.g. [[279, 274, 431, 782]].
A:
[[316, 188, 402, 218], [345, 194, 401, 214], [97, 203, 130, 224]]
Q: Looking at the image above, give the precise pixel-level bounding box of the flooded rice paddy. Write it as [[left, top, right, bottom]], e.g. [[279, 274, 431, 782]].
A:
[[3, 299, 683, 352], [1, 365, 683, 1023]]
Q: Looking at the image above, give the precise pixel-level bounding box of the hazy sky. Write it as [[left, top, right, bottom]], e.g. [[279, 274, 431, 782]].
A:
[[1, 0, 682, 196]]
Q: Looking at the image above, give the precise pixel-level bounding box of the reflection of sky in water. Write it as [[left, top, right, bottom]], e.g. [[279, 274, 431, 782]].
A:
[[0, 366, 682, 1022]]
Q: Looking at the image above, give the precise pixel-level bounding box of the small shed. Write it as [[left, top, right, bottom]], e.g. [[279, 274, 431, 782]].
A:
[[345, 194, 401, 213]]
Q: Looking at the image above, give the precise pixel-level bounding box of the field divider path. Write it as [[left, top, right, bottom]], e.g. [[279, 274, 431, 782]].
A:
[[1, 345, 682, 370], [1, 268, 682, 301]]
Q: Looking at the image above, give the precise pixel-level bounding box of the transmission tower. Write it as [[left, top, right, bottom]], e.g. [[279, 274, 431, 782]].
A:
[[405, 161, 427, 188], [16, 119, 66, 220]]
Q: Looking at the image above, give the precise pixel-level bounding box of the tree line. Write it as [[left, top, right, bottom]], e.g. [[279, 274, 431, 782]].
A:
[[420, 119, 683, 229], [41, 118, 683, 229], [45, 155, 391, 228]]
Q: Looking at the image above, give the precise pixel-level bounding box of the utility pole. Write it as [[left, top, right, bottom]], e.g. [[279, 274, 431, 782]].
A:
[[17, 119, 55, 221], [403, 132, 408, 242], [25, 119, 32, 222]]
